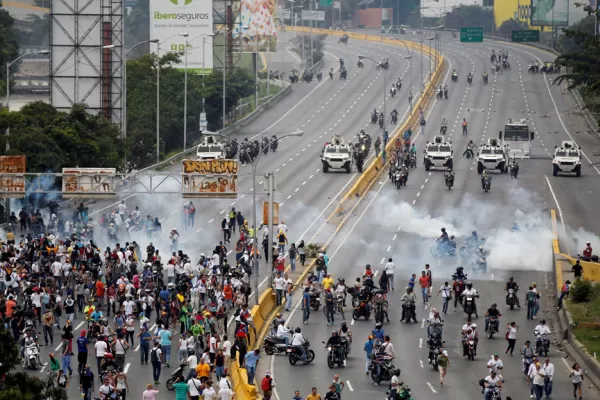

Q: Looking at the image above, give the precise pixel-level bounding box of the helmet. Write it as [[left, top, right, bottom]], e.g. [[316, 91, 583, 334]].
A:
[[540, 319, 546, 325], [447, 167, 452, 172], [104, 353, 114, 360], [341, 321, 347, 327], [332, 331, 338, 336], [472, 231, 477, 236], [441, 228, 446, 232], [470, 323, 477, 329], [295, 327, 302, 333], [491, 303, 497, 308], [509, 276, 513, 281], [466, 282, 473, 289], [375, 322, 383, 329], [450, 235, 455, 240], [479, 245, 484, 251], [168, 283, 175, 289], [188, 348, 195, 355]]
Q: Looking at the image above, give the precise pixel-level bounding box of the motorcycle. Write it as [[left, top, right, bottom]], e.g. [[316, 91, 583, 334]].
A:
[[395, 170, 406, 189], [465, 338, 477, 361], [473, 257, 488, 274], [459, 239, 479, 257], [371, 113, 378, 124], [437, 89, 443, 99], [396, 80, 402, 90], [502, 60, 511, 69], [400, 301, 417, 323], [374, 298, 388, 324], [166, 363, 187, 390], [357, 60, 364, 68], [506, 288, 518, 310], [489, 386, 502, 400], [486, 317, 499, 339], [445, 175, 454, 190], [535, 333, 550, 357], [324, 343, 345, 368], [391, 114, 398, 125], [23, 342, 41, 370], [386, 386, 413, 400], [463, 295, 479, 319], [467, 75, 473, 85], [287, 341, 315, 365], [379, 116, 384, 129], [408, 153, 417, 168], [483, 176, 492, 192], [509, 163, 519, 178], [430, 239, 455, 257], [440, 124, 447, 135], [309, 292, 321, 310], [263, 334, 289, 355], [317, 71, 323, 81], [262, 137, 270, 154], [483, 74, 488, 84], [352, 300, 371, 320], [528, 64, 537, 73], [340, 69, 347, 80], [390, 87, 396, 97], [369, 355, 396, 384], [451, 73, 458, 83]]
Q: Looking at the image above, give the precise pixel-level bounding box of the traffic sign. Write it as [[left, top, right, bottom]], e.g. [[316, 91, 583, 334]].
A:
[[199, 112, 207, 132], [511, 30, 540, 43], [460, 27, 484, 43], [319, 0, 332, 6]]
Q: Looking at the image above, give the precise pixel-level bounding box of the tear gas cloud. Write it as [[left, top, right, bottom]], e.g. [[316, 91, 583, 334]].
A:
[[366, 186, 560, 279]]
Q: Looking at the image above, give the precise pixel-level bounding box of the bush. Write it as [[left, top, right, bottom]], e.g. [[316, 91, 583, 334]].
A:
[[305, 243, 322, 259], [571, 278, 593, 303]]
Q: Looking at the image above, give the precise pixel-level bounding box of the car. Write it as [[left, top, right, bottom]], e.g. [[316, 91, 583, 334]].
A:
[[552, 141, 582, 177], [423, 136, 453, 171], [477, 138, 509, 174], [321, 135, 353, 173]]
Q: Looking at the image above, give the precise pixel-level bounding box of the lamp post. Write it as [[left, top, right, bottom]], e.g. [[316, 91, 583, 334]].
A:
[[75, 45, 115, 104], [220, 28, 234, 130], [186, 33, 215, 150], [156, 33, 189, 164], [124, 40, 158, 143], [201, 130, 304, 305], [5, 50, 49, 150], [389, 37, 415, 101], [358, 55, 411, 134]]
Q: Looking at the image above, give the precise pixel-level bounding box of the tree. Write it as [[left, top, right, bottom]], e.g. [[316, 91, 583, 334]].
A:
[[0, 324, 67, 400], [0, 102, 125, 172], [497, 18, 530, 37], [0, 1, 20, 97], [125, 52, 254, 169], [125, 0, 151, 57], [18, 14, 50, 47], [557, 15, 595, 54], [554, 4, 600, 115], [444, 5, 494, 33]]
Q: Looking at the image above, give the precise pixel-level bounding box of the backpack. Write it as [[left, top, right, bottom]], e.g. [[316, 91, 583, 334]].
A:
[[151, 348, 158, 363], [526, 291, 536, 305]]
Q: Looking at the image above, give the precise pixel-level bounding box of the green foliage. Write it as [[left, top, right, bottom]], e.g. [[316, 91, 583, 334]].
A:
[[125, 52, 254, 169], [0, 324, 67, 400], [571, 278, 593, 303], [0, 1, 20, 97], [295, 33, 327, 67], [19, 14, 50, 47], [125, 0, 151, 58], [305, 243, 322, 259], [0, 102, 125, 172], [557, 15, 595, 54], [498, 18, 530, 36], [444, 5, 494, 33]]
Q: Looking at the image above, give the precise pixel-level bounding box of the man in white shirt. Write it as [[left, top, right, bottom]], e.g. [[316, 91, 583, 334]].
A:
[[291, 327, 307, 362], [487, 354, 504, 380], [219, 374, 233, 391], [218, 387, 235, 400], [212, 252, 220, 267], [276, 323, 291, 345], [166, 263, 175, 284], [52, 260, 62, 285], [273, 273, 286, 306], [187, 372, 203, 400], [278, 221, 288, 233], [117, 201, 127, 217], [542, 358, 554, 398], [384, 258, 395, 290], [94, 338, 108, 374], [534, 320, 551, 336], [98, 377, 115, 400], [209, 333, 219, 364], [185, 350, 198, 381], [202, 382, 216, 400], [483, 371, 502, 399], [222, 335, 232, 364]]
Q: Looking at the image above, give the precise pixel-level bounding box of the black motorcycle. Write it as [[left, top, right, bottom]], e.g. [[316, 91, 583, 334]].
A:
[[445, 175, 454, 190], [483, 75, 488, 84], [486, 317, 499, 339], [451, 73, 458, 83], [467, 75, 472, 85], [396, 80, 402, 90], [463, 295, 479, 319], [324, 342, 345, 369], [309, 293, 321, 310], [340, 69, 347, 80], [371, 113, 378, 124], [263, 335, 288, 355], [483, 176, 492, 192], [400, 302, 417, 323], [352, 300, 371, 320], [379, 116, 384, 129], [437, 90, 443, 99], [509, 163, 519, 178], [262, 137, 270, 154], [166, 363, 187, 390], [535, 334, 550, 357], [287, 341, 315, 365], [391, 114, 398, 124], [506, 288, 518, 310], [369, 356, 396, 384]]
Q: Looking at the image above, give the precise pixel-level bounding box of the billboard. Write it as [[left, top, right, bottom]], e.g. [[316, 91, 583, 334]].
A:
[[0, 156, 26, 197], [233, 0, 278, 52], [530, 0, 569, 26], [182, 159, 238, 198], [149, 0, 214, 73], [62, 168, 116, 198], [302, 10, 325, 21]]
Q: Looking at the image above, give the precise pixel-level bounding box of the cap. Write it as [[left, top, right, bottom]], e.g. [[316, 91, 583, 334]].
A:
[[265, 371, 271, 376]]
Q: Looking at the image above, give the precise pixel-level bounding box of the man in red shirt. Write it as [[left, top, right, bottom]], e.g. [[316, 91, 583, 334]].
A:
[[418, 271, 430, 305]]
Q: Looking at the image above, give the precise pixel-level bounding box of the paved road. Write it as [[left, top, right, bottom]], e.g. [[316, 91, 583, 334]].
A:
[[270, 34, 600, 400], [17, 34, 430, 399]]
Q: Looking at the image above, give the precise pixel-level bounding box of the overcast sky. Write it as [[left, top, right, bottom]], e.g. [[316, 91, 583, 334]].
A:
[[421, 0, 483, 17]]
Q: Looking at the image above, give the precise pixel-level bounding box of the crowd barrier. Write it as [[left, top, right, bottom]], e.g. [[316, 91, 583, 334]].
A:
[[228, 28, 445, 400]]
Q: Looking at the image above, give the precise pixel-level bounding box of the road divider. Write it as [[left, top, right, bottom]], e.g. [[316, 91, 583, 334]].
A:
[[228, 28, 444, 400]]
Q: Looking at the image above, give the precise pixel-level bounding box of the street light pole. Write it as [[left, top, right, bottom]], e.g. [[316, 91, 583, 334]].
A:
[[75, 45, 115, 104]]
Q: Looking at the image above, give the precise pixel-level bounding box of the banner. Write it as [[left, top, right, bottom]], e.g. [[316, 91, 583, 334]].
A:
[[62, 168, 116, 198], [233, 0, 278, 52], [0, 156, 26, 197], [530, 0, 569, 26], [182, 159, 238, 198], [149, 0, 214, 73], [302, 10, 325, 21]]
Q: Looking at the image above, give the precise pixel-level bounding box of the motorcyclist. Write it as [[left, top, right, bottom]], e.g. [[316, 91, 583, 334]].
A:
[[505, 277, 521, 308], [467, 231, 479, 247], [511, 223, 520, 232], [427, 309, 443, 363], [291, 327, 307, 363], [521, 340, 535, 376], [463, 140, 475, 158], [582, 241, 592, 261], [372, 322, 385, 341], [444, 167, 454, 183], [99, 353, 119, 378], [410, 143, 416, 154], [276, 321, 292, 345], [534, 319, 551, 336], [483, 371, 503, 400], [452, 69, 458, 80], [454, 266, 466, 281], [440, 118, 448, 134], [461, 282, 479, 318], [390, 85, 396, 94], [484, 303, 502, 333], [481, 167, 491, 190], [400, 287, 417, 322], [509, 158, 519, 177], [448, 235, 457, 254], [467, 72, 473, 82], [326, 330, 346, 367], [475, 245, 487, 258], [427, 308, 443, 339], [439, 227, 449, 243], [338, 321, 352, 354]]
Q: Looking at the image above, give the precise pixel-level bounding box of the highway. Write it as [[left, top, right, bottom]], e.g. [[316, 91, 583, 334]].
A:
[[19, 32, 430, 398], [270, 33, 600, 400]]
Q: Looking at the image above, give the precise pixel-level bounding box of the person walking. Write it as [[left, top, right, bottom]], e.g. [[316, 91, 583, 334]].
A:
[[529, 362, 545, 400], [150, 342, 164, 385], [437, 350, 450, 385], [301, 287, 311, 324], [261, 371, 275, 400], [363, 335, 374, 375], [331, 375, 345, 400], [437, 281, 452, 314], [505, 322, 518, 355], [142, 384, 160, 400], [298, 240, 306, 266], [76, 330, 89, 374], [60, 333, 73, 376], [542, 358, 554, 398], [42, 308, 55, 346], [138, 326, 152, 365], [569, 363, 584, 400], [244, 349, 260, 385]]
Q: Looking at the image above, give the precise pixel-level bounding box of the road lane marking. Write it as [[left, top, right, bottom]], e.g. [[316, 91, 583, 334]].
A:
[[346, 381, 354, 391], [426, 382, 437, 393], [208, 219, 214, 223], [75, 321, 85, 330], [419, 338, 423, 348], [124, 363, 131, 373], [55, 342, 63, 351], [196, 228, 202, 233]]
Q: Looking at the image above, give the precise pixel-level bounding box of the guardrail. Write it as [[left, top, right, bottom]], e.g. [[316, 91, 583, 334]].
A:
[[226, 27, 445, 400]]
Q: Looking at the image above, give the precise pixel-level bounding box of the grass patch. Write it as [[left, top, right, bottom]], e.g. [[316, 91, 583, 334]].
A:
[[566, 283, 600, 356]]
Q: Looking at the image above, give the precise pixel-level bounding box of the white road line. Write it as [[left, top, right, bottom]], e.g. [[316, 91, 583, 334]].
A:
[[350, 318, 355, 325], [427, 382, 437, 393], [421, 318, 426, 329], [196, 228, 202, 233], [159, 218, 165, 223], [75, 321, 85, 330], [346, 381, 354, 391], [40, 363, 48, 373], [392, 234, 397, 241], [219, 210, 225, 214], [386, 245, 391, 252], [171, 209, 178, 215], [134, 344, 140, 352], [208, 218, 214, 223], [227, 250, 233, 255], [123, 363, 131, 373], [381, 257, 385, 264], [419, 338, 423, 348], [55, 342, 63, 351]]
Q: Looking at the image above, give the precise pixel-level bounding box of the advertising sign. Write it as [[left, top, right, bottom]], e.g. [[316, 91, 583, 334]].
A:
[[302, 10, 325, 21], [262, 201, 279, 225], [62, 168, 116, 198], [279, 8, 291, 20], [182, 159, 238, 198], [233, 0, 278, 52], [149, 0, 214, 73], [530, 0, 568, 27], [0, 156, 26, 197]]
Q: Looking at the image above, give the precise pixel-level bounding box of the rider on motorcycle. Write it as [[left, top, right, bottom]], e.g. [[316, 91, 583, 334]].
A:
[[454, 266, 466, 281], [400, 287, 417, 322], [483, 371, 503, 400], [582, 241, 592, 261], [461, 282, 479, 318], [484, 303, 502, 333], [535, 320, 551, 336], [326, 330, 346, 367], [410, 143, 416, 154], [481, 167, 491, 190], [463, 140, 475, 158], [505, 277, 521, 308], [372, 322, 385, 341], [440, 118, 448, 134], [448, 235, 457, 253], [439, 228, 449, 243], [338, 321, 352, 353], [444, 168, 455, 183], [277, 322, 292, 345], [291, 327, 307, 363], [452, 69, 458, 78], [467, 72, 473, 81]]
